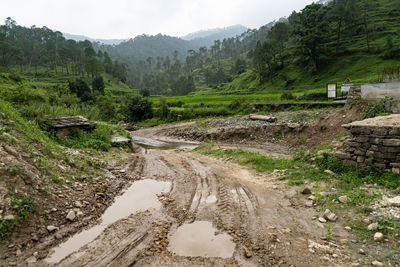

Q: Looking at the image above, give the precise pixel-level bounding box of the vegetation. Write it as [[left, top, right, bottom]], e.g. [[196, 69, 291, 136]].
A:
[[195, 145, 400, 245]]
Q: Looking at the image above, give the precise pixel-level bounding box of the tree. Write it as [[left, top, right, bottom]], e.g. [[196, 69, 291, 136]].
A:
[[68, 78, 93, 102], [158, 96, 169, 118], [291, 3, 330, 72], [92, 76, 105, 95], [127, 95, 153, 121]]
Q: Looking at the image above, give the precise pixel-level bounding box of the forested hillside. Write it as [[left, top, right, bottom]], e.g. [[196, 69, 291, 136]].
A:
[[119, 0, 400, 96]]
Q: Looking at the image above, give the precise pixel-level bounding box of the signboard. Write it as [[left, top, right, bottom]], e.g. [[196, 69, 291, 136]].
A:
[[327, 84, 337, 98], [341, 83, 353, 92]]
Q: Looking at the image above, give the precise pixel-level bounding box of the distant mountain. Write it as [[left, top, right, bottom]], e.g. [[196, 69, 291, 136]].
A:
[[182, 25, 248, 46], [63, 33, 127, 45]]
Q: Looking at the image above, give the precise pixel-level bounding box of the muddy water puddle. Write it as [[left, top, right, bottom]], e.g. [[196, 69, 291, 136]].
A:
[[168, 221, 235, 258], [132, 135, 197, 150], [46, 179, 171, 263]]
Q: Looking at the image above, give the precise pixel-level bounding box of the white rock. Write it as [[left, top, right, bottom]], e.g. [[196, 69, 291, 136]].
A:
[[374, 232, 384, 242], [47, 225, 58, 232], [3, 215, 15, 220], [318, 217, 327, 223], [323, 209, 338, 222], [338, 195, 351, 203], [66, 210, 76, 221], [367, 222, 378, 231], [74, 201, 83, 208], [25, 256, 37, 263], [345, 226, 352, 231], [387, 196, 400, 207], [372, 260, 383, 266], [324, 170, 334, 175]]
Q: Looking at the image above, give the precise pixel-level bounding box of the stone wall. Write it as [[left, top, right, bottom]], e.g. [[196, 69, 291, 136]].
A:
[[346, 86, 361, 105], [340, 115, 400, 173]]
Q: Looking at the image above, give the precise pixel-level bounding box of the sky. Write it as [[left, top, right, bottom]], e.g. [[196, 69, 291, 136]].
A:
[[1, 0, 315, 39]]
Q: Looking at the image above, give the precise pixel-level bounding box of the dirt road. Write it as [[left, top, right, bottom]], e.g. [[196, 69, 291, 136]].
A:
[[42, 128, 354, 267]]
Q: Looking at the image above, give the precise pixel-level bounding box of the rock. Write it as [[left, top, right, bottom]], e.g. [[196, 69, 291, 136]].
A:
[[323, 209, 338, 222], [66, 210, 76, 221], [15, 249, 22, 256], [305, 200, 314, 207], [363, 218, 371, 224], [345, 226, 352, 231], [244, 247, 253, 258], [46, 225, 58, 232], [387, 196, 400, 207], [308, 195, 316, 201], [25, 256, 37, 263], [372, 260, 383, 266], [367, 222, 378, 231], [74, 201, 83, 208], [324, 170, 334, 175], [358, 248, 366, 255], [318, 217, 327, 223], [302, 187, 312, 195], [338, 195, 351, 203], [339, 239, 349, 244], [3, 215, 15, 220], [39, 237, 46, 243], [374, 232, 384, 242]]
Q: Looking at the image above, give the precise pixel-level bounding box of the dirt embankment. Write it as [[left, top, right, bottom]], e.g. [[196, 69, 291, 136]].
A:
[[0, 141, 139, 265], [140, 104, 363, 151]]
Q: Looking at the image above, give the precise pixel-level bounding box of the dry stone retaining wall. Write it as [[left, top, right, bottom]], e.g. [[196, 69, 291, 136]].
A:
[[340, 115, 400, 172]]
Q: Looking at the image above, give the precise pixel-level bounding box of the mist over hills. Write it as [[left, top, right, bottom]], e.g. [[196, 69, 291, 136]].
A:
[[62, 33, 127, 45]]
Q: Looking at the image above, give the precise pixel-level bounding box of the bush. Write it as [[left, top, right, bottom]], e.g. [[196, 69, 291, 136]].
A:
[[92, 76, 105, 95], [127, 95, 153, 122], [158, 96, 169, 118], [281, 93, 294, 100], [361, 97, 391, 120], [69, 79, 93, 102]]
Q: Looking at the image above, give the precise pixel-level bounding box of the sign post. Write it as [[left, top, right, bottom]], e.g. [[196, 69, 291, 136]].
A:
[[327, 83, 337, 99]]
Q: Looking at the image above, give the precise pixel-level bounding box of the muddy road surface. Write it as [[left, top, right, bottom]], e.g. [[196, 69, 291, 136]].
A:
[[42, 129, 354, 267]]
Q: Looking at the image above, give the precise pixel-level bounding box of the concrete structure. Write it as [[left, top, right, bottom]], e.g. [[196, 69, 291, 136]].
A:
[[340, 114, 400, 172], [361, 82, 400, 100]]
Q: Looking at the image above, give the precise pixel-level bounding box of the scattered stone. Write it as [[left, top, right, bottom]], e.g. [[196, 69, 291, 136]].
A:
[[244, 247, 253, 258], [51, 208, 58, 212], [74, 201, 83, 208], [15, 250, 21, 256], [339, 239, 349, 244], [39, 237, 46, 243], [66, 210, 76, 221], [338, 195, 351, 203], [25, 256, 37, 263], [358, 248, 366, 255], [367, 222, 378, 231], [345, 226, 352, 231], [3, 215, 15, 220], [324, 170, 334, 175], [318, 217, 327, 223], [363, 218, 371, 224], [374, 232, 384, 242], [372, 260, 383, 266], [323, 209, 338, 222], [305, 200, 314, 207], [46, 225, 58, 232], [302, 187, 312, 195], [387, 196, 400, 207], [351, 263, 360, 267]]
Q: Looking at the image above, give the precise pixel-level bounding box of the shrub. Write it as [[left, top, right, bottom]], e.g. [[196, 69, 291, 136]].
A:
[[127, 95, 153, 122], [361, 97, 391, 120], [68, 79, 93, 102], [281, 93, 294, 100], [92, 76, 105, 95]]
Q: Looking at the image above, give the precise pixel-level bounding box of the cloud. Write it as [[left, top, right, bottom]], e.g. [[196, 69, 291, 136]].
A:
[[0, 0, 314, 39]]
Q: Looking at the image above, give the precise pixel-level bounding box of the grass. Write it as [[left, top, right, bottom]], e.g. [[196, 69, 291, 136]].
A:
[[194, 145, 400, 245]]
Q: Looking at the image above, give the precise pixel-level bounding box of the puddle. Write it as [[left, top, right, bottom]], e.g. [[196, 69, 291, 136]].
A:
[[132, 135, 197, 150], [46, 179, 171, 263], [168, 221, 235, 258]]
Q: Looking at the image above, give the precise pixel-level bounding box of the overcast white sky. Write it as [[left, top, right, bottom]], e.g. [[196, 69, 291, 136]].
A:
[[1, 0, 315, 39]]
